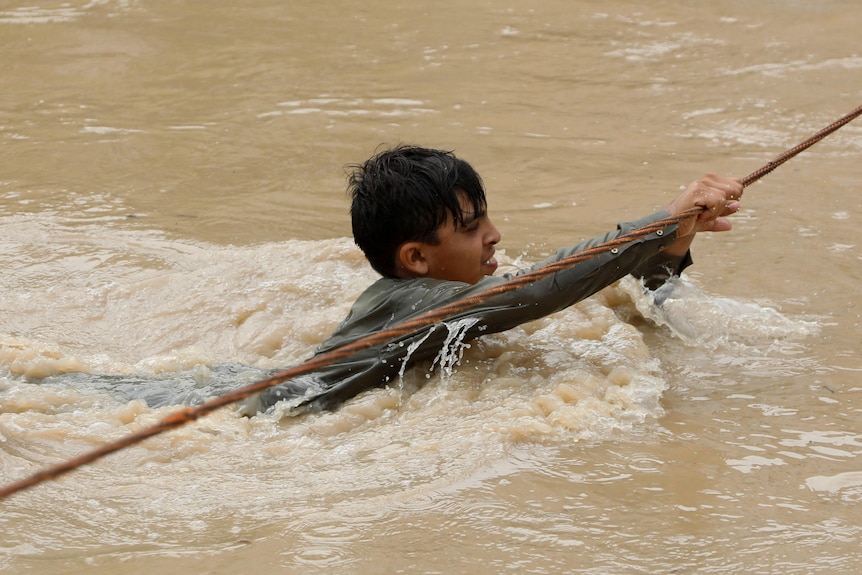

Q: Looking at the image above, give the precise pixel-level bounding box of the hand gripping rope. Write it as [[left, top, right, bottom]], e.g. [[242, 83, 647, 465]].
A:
[[1, 103, 860, 501]]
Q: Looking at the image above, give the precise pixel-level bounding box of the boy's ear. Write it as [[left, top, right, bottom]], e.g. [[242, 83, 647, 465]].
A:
[[396, 242, 429, 277]]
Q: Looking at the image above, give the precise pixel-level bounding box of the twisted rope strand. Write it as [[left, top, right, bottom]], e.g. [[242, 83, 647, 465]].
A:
[[2, 104, 860, 501], [742, 104, 862, 187]]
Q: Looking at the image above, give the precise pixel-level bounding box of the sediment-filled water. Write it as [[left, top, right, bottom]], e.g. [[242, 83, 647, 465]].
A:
[[1, 1, 861, 573]]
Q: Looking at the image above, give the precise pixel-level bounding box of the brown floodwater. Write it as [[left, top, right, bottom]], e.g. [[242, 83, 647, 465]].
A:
[[1, 0, 861, 573]]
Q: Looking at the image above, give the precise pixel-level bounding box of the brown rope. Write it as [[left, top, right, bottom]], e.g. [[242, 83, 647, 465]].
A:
[[742, 104, 862, 187], [2, 104, 860, 501]]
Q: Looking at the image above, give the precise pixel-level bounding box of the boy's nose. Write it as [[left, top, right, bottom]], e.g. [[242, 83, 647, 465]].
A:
[[486, 221, 501, 245]]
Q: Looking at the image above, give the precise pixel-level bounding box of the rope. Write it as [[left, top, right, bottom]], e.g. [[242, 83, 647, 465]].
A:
[[742, 104, 862, 186], [2, 104, 860, 501]]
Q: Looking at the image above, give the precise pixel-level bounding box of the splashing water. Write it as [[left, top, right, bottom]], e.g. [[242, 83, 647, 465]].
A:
[[629, 277, 820, 345], [619, 276, 822, 380], [429, 318, 482, 380]]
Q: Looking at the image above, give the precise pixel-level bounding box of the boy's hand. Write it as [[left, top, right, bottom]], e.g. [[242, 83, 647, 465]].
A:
[[664, 173, 743, 256]]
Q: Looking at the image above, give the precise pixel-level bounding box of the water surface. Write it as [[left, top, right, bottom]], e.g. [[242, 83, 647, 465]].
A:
[[2, 1, 861, 573]]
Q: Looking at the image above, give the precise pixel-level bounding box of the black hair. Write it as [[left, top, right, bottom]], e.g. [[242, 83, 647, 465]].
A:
[[346, 145, 487, 277]]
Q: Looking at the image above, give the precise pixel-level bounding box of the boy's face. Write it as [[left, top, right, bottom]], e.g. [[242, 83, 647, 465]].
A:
[[420, 192, 502, 284]]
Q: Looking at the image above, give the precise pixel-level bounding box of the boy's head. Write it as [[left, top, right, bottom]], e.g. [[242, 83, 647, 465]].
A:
[[347, 145, 500, 283]]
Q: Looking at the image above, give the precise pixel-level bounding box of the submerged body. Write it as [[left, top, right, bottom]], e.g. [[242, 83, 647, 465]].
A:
[[243, 210, 690, 414]]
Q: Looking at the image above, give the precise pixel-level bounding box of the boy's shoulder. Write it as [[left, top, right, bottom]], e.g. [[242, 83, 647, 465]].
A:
[[320, 275, 501, 354]]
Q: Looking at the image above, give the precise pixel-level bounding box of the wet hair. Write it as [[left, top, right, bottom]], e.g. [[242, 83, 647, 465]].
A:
[[347, 145, 487, 277]]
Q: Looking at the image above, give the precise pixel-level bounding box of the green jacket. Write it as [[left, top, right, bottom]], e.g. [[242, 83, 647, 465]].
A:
[[244, 210, 689, 414]]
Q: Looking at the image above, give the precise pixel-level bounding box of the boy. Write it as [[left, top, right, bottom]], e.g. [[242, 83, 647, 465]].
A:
[[245, 145, 742, 414]]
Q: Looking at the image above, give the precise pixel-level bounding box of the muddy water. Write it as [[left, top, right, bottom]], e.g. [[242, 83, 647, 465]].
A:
[[1, 0, 861, 573]]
